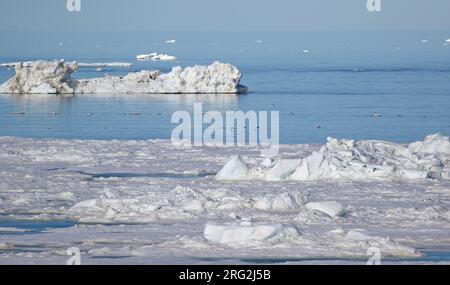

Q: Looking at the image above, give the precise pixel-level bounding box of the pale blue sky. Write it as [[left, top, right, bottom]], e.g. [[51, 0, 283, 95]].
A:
[[0, 0, 450, 31]]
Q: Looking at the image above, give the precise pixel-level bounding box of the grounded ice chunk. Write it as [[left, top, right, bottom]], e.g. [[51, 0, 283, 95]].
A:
[[0, 60, 247, 94], [216, 134, 450, 181], [215, 155, 249, 180], [203, 222, 300, 245], [305, 201, 345, 218]]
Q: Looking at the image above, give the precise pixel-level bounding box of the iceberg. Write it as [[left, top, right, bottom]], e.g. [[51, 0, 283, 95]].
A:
[[0, 60, 247, 94]]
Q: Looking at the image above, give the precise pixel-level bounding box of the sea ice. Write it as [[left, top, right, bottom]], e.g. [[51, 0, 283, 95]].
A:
[[0, 136, 447, 263], [77, 62, 132, 67], [0, 243, 11, 250], [0, 60, 77, 94], [215, 155, 249, 180], [1, 62, 34, 68], [203, 222, 300, 245], [216, 134, 450, 181], [136, 53, 176, 61], [253, 192, 306, 211], [0, 60, 247, 94], [305, 201, 345, 218]]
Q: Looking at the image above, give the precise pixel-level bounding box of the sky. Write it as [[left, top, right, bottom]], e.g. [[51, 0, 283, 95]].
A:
[[0, 0, 450, 31]]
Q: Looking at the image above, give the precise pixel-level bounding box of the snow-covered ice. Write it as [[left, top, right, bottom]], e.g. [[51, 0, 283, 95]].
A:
[[204, 222, 300, 245], [305, 201, 345, 218], [0, 135, 449, 264], [0, 60, 247, 94], [216, 134, 450, 181], [77, 62, 132, 67], [215, 155, 249, 180]]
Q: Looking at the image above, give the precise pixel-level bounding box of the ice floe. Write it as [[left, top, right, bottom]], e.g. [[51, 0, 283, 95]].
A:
[[215, 155, 249, 180], [201, 221, 419, 258], [0, 136, 448, 263], [253, 192, 306, 211], [77, 62, 132, 67], [0, 60, 78, 94], [136, 53, 177, 61], [216, 134, 450, 181], [0, 60, 247, 94], [67, 185, 308, 223], [204, 222, 300, 245], [1, 61, 132, 68], [305, 201, 345, 218]]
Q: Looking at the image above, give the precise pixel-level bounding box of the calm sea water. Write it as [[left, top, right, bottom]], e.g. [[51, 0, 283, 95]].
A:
[[0, 31, 449, 144]]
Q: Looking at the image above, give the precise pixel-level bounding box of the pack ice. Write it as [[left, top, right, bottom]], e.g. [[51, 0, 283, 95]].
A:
[[0, 60, 247, 94], [1, 136, 448, 263], [216, 134, 450, 181]]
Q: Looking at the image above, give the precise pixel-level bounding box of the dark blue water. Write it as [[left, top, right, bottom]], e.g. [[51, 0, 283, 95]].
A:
[[0, 220, 76, 235], [1, 30, 449, 144]]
